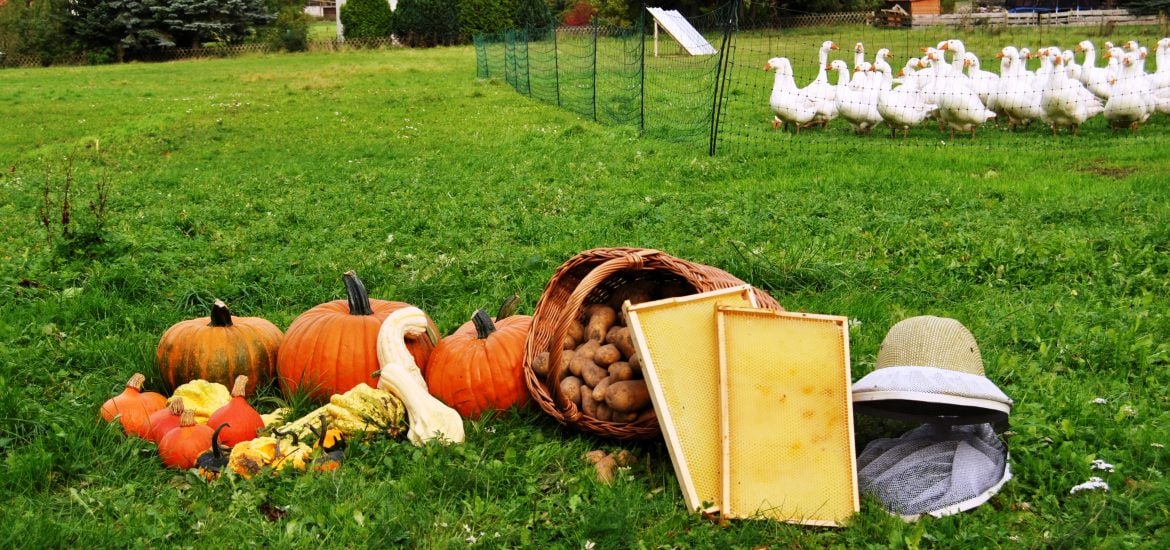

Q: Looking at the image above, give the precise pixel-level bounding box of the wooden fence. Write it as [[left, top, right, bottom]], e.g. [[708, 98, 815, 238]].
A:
[[0, 37, 401, 68], [913, 9, 1159, 29]]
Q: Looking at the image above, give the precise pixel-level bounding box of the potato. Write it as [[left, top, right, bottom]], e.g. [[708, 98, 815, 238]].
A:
[[581, 388, 598, 417], [593, 344, 621, 367], [635, 408, 657, 423], [568, 353, 593, 378], [531, 351, 550, 377], [608, 361, 634, 382], [592, 376, 612, 402], [607, 326, 638, 360], [557, 349, 575, 380], [581, 360, 609, 388], [566, 320, 586, 348], [628, 351, 642, 374], [595, 403, 614, 422], [611, 410, 639, 423], [584, 304, 617, 342], [562, 334, 577, 350], [606, 380, 651, 413], [560, 376, 584, 408], [574, 339, 600, 362]]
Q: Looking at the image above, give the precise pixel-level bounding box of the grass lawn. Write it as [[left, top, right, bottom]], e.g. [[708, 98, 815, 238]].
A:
[[1, 35, 1168, 546]]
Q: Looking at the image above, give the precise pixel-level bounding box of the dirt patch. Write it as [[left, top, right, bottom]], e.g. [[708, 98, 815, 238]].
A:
[[1081, 165, 1137, 179]]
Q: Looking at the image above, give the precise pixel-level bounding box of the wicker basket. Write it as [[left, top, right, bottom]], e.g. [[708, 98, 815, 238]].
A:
[[523, 247, 782, 441]]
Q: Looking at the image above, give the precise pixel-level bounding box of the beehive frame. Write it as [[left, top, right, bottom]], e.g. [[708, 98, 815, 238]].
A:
[[717, 306, 858, 527], [624, 285, 757, 514]]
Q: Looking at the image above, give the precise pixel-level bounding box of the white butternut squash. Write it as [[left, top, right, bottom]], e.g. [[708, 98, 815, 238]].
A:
[[376, 307, 465, 446]]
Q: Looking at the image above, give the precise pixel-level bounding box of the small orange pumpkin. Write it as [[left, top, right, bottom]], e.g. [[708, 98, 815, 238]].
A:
[[156, 300, 283, 394], [424, 296, 532, 419], [277, 271, 439, 401], [147, 398, 186, 444], [158, 410, 214, 469], [206, 375, 265, 447], [100, 373, 167, 438]]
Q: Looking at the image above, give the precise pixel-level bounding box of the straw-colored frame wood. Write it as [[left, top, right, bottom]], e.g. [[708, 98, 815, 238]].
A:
[[716, 306, 859, 527], [624, 285, 758, 514]]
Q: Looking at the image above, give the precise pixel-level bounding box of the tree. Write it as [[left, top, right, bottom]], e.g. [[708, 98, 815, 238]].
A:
[[149, 0, 274, 48], [340, 0, 394, 40], [393, 0, 460, 47], [516, 0, 555, 29]]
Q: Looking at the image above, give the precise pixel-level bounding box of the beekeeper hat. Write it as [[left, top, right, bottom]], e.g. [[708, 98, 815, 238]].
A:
[[852, 316, 1012, 424], [857, 422, 1012, 520]]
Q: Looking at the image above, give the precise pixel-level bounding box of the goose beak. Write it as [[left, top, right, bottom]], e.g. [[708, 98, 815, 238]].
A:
[[764, 62, 773, 71], [940, 42, 950, 51], [1103, 51, 1111, 59], [1076, 45, 1084, 52], [995, 52, 1004, 59], [920, 47, 929, 53], [830, 42, 839, 50], [897, 69, 905, 77]]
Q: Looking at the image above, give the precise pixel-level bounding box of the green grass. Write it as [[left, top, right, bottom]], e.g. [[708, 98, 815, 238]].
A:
[[1, 36, 1168, 547]]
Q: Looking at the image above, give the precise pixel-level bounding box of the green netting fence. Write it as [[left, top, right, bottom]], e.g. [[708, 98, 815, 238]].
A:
[[475, 2, 1170, 156], [475, 3, 736, 149]]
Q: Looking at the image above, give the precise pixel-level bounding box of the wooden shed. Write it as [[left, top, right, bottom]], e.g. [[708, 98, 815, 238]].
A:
[[887, 0, 942, 16]]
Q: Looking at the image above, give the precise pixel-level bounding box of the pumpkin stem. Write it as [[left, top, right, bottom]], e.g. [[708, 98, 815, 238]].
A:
[[126, 373, 146, 391], [209, 422, 230, 460], [179, 409, 197, 427], [209, 300, 234, 327], [342, 271, 375, 316], [472, 309, 497, 339], [168, 397, 186, 415], [496, 294, 520, 321], [230, 375, 249, 397]]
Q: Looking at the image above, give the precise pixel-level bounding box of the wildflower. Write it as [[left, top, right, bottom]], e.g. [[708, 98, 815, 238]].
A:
[[1092, 398, 1107, 405], [584, 541, 596, 550], [1070, 477, 1109, 494], [1090, 459, 1114, 472]]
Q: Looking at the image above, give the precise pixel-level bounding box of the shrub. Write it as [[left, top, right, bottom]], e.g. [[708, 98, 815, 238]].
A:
[[460, 0, 516, 40], [341, 0, 394, 40], [515, 0, 555, 30], [267, 4, 312, 51], [393, 0, 460, 47], [562, 0, 594, 26]]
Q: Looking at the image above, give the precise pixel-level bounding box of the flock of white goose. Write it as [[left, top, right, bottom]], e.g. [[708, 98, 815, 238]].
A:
[[764, 38, 1170, 138]]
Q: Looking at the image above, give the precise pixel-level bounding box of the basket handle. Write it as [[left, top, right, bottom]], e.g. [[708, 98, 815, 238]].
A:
[[547, 249, 660, 416]]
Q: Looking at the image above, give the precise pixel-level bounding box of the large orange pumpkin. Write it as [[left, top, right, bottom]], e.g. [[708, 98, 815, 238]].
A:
[[277, 271, 439, 401], [425, 299, 532, 419], [156, 300, 283, 394]]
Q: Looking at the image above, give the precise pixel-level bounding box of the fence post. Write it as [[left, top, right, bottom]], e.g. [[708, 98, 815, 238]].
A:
[[639, 3, 646, 134], [554, 27, 562, 107], [524, 28, 532, 96], [592, 17, 599, 123], [708, 0, 740, 157]]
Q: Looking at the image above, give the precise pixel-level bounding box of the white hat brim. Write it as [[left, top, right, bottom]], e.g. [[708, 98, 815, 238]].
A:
[[852, 365, 1012, 424]]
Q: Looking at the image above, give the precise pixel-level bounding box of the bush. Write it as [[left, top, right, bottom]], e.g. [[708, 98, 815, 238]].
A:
[[515, 0, 555, 30], [562, 0, 594, 26], [0, 0, 74, 64], [393, 0, 460, 47], [341, 0, 394, 40], [460, 0, 517, 39], [267, 5, 312, 51]]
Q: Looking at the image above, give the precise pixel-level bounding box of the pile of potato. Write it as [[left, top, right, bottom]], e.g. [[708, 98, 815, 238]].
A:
[[532, 303, 655, 423]]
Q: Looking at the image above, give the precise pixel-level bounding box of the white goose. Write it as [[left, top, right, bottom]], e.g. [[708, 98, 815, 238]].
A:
[[1076, 40, 1112, 99], [832, 60, 883, 134], [874, 48, 895, 90], [765, 57, 818, 133], [924, 48, 994, 138], [1104, 50, 1155, 132], [963, 51, 999, 107], [878, 64, 936, 138], [850, 42, 867, 91], [801, 40, 840, 128], [995, 46, 1045, 131], [1040, 55, 1099, 136], [1151, 38, 1170, 115]]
